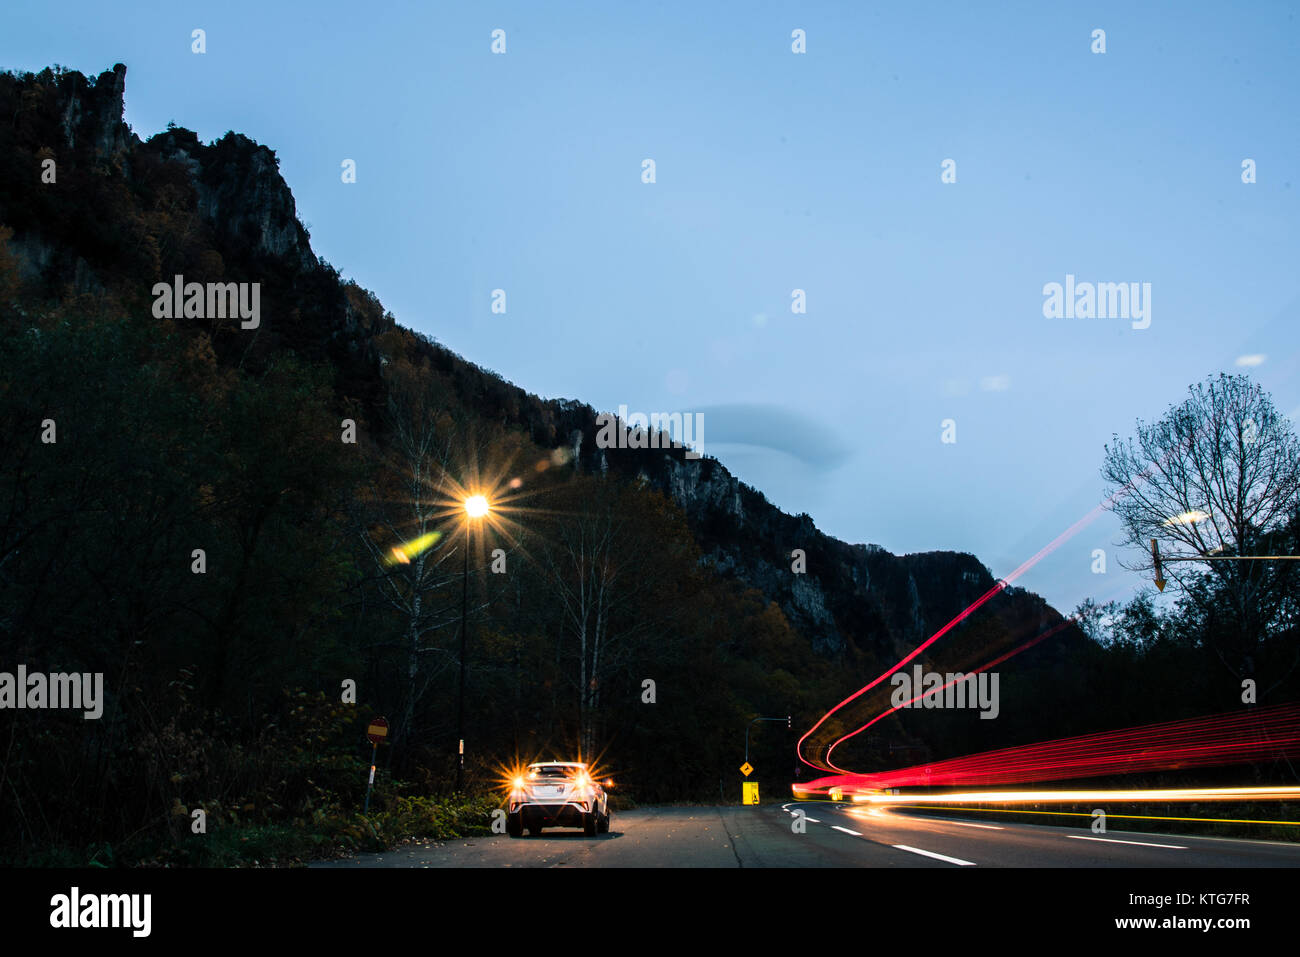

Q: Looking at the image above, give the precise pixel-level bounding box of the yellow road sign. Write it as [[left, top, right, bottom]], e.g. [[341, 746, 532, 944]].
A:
[[743, 781, 760, 805], [739, 762, 753, 777]]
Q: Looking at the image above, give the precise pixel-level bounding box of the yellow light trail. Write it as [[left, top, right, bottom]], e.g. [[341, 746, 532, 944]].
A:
[[873, 805, 1300, 827], [852, 785, 1300, 805]]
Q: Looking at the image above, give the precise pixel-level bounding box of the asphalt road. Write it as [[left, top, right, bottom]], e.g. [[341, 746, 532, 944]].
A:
[[312, 801, 1300, 868]]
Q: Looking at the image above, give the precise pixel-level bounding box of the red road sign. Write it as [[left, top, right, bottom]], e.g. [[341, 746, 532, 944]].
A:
[[367, 716, 389, 745]]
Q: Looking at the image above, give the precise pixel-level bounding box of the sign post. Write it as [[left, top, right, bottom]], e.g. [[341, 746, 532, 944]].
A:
[[740, 714, 790, 804], [363, 716, 388, 814]]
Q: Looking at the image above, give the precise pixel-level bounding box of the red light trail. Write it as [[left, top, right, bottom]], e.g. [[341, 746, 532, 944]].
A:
[[796, 498, 1112, 772], [822, 614, 1078, 772], [795, 409, 1300, 798], [798, 703, 1300, 796]]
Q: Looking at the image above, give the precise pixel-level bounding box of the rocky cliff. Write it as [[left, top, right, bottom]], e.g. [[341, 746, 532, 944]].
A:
[[0, 63, 1086, 671]]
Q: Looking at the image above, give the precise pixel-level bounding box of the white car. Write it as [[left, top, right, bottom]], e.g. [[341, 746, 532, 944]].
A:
[[506, 761, 611, 837]]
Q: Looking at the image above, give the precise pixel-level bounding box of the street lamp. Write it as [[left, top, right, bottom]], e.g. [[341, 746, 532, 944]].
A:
[[456, 493, 490, 790]]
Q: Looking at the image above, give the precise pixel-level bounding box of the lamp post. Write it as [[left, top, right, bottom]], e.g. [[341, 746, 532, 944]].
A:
[[744, 715, 792, 763], [456, 494, 490, 791]]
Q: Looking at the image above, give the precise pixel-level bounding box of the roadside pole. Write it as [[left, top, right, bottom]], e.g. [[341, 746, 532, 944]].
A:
[[363, 716, 388, 814], [741, 715, 791, 805]]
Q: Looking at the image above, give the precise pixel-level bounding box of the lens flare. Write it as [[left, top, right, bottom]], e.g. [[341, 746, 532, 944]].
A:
[[383, 530, 442, 566]]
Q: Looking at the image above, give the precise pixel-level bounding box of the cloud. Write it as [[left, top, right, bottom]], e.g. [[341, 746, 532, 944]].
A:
[[979, 374, 1012, 392], [692, 403, 853, 469], [1235, 354, 1267, 367]]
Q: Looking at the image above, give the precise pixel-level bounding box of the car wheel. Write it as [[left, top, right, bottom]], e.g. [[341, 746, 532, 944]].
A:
[[598, 810, 610, 833], [582, 812, 597, 836], [506, 812, 523, 838], [527, 826, 543, 836]]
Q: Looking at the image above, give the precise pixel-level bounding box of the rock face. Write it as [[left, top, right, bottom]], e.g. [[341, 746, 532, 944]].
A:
[[0, 63, 1086, 669], [57, 63, 131, 158], [34, 64, 309, 271], [145, 127, 316, 272], [197, 138, 316, 271], [542, 404, 1069, 661]]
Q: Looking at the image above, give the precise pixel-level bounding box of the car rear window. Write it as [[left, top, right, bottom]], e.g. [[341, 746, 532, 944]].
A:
[[529, 766, 577, 778]]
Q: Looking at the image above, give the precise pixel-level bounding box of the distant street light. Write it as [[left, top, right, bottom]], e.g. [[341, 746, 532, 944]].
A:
[[1151, 535, 1299, 593], [456, 493, 491, 791], [744, 715, 792, 764]]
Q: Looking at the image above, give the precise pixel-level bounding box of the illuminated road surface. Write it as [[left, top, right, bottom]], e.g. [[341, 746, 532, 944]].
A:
[[311, 803, 1300, 868]]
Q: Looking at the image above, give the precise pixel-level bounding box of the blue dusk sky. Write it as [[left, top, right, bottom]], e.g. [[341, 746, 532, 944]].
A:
[[3, 0, 1298, 619]]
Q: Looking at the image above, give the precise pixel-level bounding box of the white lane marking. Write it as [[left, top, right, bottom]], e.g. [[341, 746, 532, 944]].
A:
[[832, 825, 862, 836], [1068, 835, 1186, 849], [941, 821, 1003, 830], [804, 817, 822, 824], [781, 804, 792, 811], [892, 844, 977, 866]]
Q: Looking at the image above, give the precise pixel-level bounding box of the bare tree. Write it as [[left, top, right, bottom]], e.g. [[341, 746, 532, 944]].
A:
[[1102, 373, 1300, 686], [539, 481, 689, 758], [358, 388, 462, 752]]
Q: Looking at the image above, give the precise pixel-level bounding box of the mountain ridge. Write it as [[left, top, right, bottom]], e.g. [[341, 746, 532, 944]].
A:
[[0, 61, 1085, 673]]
